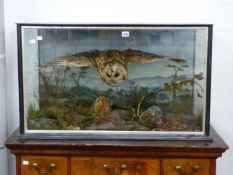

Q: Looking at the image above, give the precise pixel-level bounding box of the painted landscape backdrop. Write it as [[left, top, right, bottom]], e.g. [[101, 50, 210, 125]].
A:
[[22, 27, 208, 132]]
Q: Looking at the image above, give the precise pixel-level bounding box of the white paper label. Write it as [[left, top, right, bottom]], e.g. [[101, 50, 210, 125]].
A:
[[22, 160, 29, 165], [37, 36, 43, 40], [122, 31, 130, 37]]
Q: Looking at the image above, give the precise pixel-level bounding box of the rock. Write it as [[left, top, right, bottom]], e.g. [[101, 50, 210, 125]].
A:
[[27, 117, 60, 130], [90, 96, 112, 114], [146, 106, 163, 116], [86, 122, 117, 130], [87, 110, 124, 130], [139, 106, 163, 129], [123, 121, 150, 131], [86, 109, 151, 131], [65, 125, 81, 130], [160, 114, 196, 131], [114, 109, 131, 121], [68, 114, 86, 126]]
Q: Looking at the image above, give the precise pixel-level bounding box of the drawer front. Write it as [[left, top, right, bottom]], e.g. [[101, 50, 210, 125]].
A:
[[71, 157, 160, 175], [163, 159, 210, 175], [21, 156, 67, 175]]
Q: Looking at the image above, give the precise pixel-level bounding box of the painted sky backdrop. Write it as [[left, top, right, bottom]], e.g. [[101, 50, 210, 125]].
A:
[[36, 27, 207, 80], [22, 26, 208, 91]]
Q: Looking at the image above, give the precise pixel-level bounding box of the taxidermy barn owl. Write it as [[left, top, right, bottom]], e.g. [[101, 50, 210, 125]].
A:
[[48, 49, 181, 87]]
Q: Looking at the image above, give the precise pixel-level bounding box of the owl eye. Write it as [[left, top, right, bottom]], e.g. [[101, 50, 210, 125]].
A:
[[114, 72, 120, 77], [107, 73, 111, 77]]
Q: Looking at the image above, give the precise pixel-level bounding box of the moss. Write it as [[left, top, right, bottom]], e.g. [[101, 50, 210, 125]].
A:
[[57, 114, 68, 129], [40, 107, 68, 128], [171, 94, 193, 114], [28, 105, 69, 129], [80, 115, 95, 129], [195, 111, 203, 130], [27, 104, 40, 119], [39, 107, 60, 119]]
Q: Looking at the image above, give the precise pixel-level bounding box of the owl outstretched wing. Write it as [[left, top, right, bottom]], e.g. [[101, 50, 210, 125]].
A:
[[122, 49, 167, 64], [47, 49, 186, 67], [47, 50, 99, 67]]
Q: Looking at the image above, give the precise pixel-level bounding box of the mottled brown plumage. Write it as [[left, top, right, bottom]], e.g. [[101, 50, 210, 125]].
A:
[[47, 49, 180, 86]]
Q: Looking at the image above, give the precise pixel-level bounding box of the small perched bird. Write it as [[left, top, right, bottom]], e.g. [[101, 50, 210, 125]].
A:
[[90, 96, 112, 114], [48, 49, 183, 87]]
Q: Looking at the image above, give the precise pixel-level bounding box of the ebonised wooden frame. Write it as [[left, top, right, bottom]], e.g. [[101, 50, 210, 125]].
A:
[[17, 24, 213, 140]]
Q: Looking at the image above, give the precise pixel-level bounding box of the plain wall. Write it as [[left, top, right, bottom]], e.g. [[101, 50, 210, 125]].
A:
[[0, 0, 5, 54], [3, 0, 233, 175], [0, 59, 8, 175], [0, 0, 8, 174]]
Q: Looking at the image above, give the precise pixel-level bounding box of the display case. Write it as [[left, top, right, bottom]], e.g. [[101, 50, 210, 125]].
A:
[[17, 24, 212, 139]]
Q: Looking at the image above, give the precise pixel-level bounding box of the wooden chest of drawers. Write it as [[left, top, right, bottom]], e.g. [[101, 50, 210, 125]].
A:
[[19, 156, 211, 175], [6, 127, 228, 175]]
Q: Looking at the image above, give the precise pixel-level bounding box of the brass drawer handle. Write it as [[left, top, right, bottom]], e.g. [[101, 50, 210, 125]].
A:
[[103, 164, 127, 175], [32, 163, 56, 174], [193, 165, 200, 171], [175, 165, 182, 173], [175, 165, 200, 175]]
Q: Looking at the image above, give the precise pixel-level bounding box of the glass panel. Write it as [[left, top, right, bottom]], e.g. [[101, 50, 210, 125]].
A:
[[21, 26, 210, 135]]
